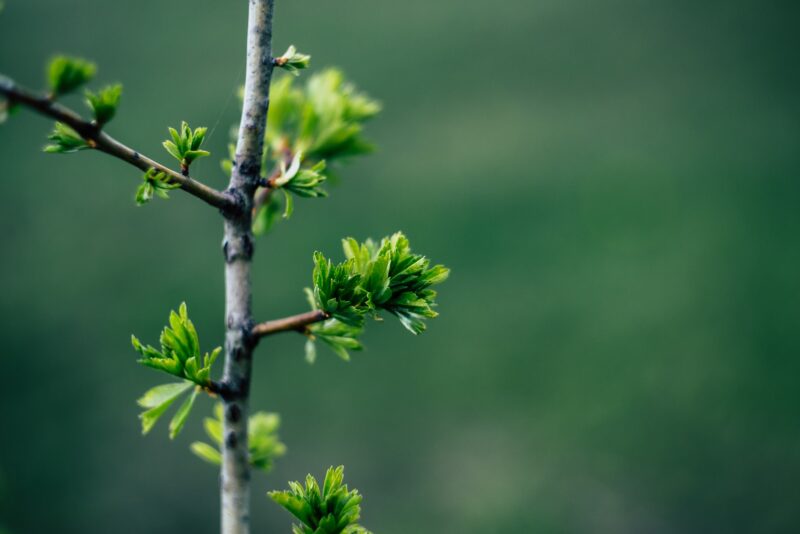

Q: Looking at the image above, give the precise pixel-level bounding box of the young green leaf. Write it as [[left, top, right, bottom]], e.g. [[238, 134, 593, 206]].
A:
[[191, 403, 286, 473], [231, 69, 379, 235], [269, 466, 372, 534], [190, 441, 222, 466], [274, 45, 311, 76], [135, 168, 180, 205], [308, 319, 363, 362], [252, 193, 282, 235], [162, 121, 210, 172], [281, 188, 294, 219], [43, 122, 89, 153], [140, 397, 181, 435], [137, 381, 193, 409], [300, 232, 448, 362], [85, 84, 122, 125], [47, 56, 96, 96], [168, 387, 198, 439], [304, 337, 317, 364], [132, 302, 221, 387]]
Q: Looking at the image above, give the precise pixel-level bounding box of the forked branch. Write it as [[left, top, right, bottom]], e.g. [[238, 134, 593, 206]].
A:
[[0, 76, 235, 211]]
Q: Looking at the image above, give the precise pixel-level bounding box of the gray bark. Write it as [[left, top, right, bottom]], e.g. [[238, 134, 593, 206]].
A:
[[220, 1, 275, 533]]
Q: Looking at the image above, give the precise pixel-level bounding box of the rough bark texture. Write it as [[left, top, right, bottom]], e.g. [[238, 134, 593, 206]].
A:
[[220, 1, 275, 533]]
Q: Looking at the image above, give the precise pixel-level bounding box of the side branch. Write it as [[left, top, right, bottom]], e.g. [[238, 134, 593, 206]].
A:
[[252, 310, 329, 339], [0, 76, 235, 212]]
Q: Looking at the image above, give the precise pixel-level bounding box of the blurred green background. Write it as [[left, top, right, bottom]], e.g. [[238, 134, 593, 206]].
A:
[[2, 0, 799, 532]]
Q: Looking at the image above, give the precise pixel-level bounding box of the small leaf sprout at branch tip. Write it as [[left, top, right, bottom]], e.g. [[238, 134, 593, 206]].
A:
[[85, 84, 122, 126], [163, 121, 210, 174], [269, 466, 373, 534], [47, 55, 96, 97], [132, 303, 221, 438], [239, 69, 381, 235], [43, 122, 91, 153], [135, 168, 181, 205], [274, 45, 311, 75], [298, 232, 449, 363]]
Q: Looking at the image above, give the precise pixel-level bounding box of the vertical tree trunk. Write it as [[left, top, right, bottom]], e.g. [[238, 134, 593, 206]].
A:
[[221, 1, 275, 533]]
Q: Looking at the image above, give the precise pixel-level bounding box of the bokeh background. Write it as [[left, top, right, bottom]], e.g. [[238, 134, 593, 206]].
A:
[[2, 0, 799, 532]]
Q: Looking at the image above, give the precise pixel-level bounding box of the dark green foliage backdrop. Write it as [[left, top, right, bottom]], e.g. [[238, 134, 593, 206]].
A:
[[1, 1, 799, 532]]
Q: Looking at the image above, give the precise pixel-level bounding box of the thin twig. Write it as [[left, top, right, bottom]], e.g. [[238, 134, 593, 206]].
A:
[[252, 310, 329, 339], [0, 75, 236, 212]]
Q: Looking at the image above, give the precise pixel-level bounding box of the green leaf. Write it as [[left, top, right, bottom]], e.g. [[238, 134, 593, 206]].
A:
[[192, 403, 285, 473], [252, 193, 282, 235], [133, 303, 221, 388], [203, 416, 223, 445], [303, 232, 449, 358], [304, 338, 317, 364], [137, 381, 193, 409], [281, 188, 293, 219], [136, 168, 180, 205], [85, 84, 122, 125], [169, 387, 198, 439], [162, 140, 181, 161], [231, 69, 379, 226], [249, 412, 287, 473], [140, 394, 182, 435], [190, 442, 222, 465], [269, 466, 371, 534], [47, 56, 96, 95], [135, 181, 154, 205], [275, 45, 311, 76], [43, 122, 89, 154], [162, 121, 210, 169], [309, 319, 363, 362]]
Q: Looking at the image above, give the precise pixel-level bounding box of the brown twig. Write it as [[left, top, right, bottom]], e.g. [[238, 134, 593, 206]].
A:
[[0, 75, 236, 212], [251, 309, 330, 339]]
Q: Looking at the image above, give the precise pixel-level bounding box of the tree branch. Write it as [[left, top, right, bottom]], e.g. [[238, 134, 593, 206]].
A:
[[0, 75, 236, 212], [252, 310, 329, 339], [219, 1, 276, 533]]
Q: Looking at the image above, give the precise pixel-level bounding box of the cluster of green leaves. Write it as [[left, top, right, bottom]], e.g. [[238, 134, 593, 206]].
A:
[[43, 122, 88, 153], [269, 69, 381, 161], [136, 380, 198, 438], [39, 57, 123, 153], [272, 153, 328, 218], [269, 466, 372, 534], [191, 403, 286, 473], [132, 303, 220, 438], [163, 121, 209, 171], [223, 69, 380, 234], [275, 45, 311, 75], [85, 84, 122, 125], [301, 232, 448, 362], [132, 302, 221, 386], [47, 55, 96, 96], [135, 168, 180, 205], [304, 320, 362, 363], [312, 231, 448, 341]]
